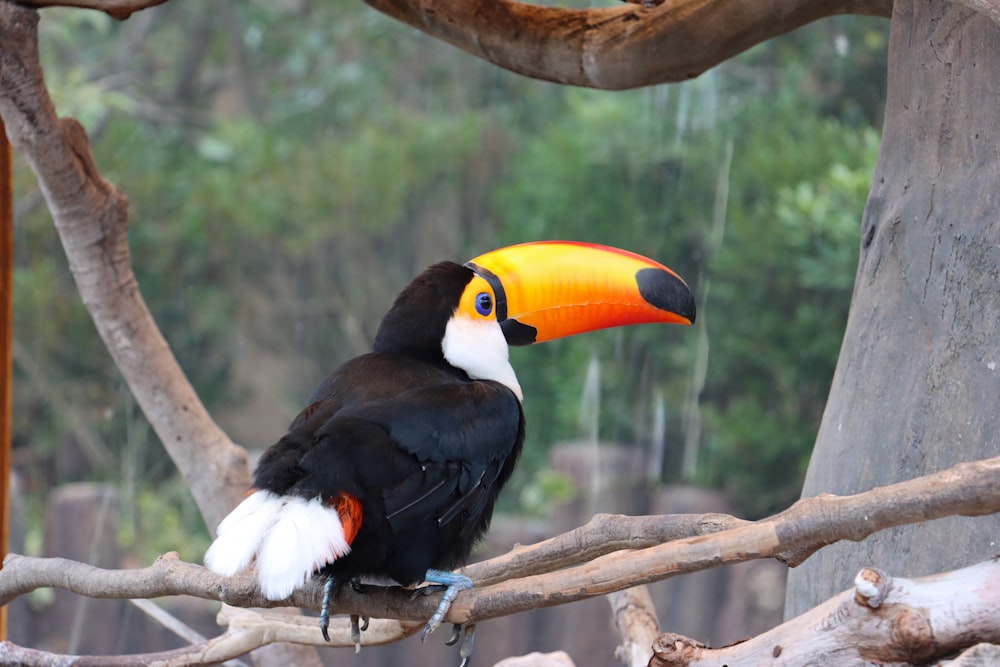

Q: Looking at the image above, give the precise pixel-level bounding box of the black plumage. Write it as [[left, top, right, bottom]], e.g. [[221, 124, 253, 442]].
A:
[[252, 261, 524, 587]]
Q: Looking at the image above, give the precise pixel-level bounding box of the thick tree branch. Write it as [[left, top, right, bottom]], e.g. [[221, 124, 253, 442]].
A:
[[361, 0, 893, 90], [462, 512, 750, 587], [0, 1, 248, 531], [650, 559, 1000, 666], [3, 454, 999, 634], [449, 455, 1000, 624]]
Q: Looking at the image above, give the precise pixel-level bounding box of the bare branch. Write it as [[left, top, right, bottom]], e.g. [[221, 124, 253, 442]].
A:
[[0, 0, 249, 531], [17, 0, 168, 20], [361, 0, 892, 90], [448, 455, 1000, 625], [462, 512, 750, 587], [2, 454, 999, 632], [649, 559, 1000, 666]]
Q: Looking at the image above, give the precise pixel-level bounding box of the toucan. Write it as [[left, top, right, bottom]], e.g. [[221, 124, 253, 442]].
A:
[[204, 240, 695, 663]]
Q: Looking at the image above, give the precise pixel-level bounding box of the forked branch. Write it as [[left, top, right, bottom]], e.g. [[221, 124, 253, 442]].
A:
[[2, 454, 999, 648]]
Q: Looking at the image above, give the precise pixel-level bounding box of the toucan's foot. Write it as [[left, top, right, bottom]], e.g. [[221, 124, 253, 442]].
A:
[[320, 577, 369, 650], [320, 578, 336, 642], [418, 569, 473, 642], [457, 624, 476, 667]]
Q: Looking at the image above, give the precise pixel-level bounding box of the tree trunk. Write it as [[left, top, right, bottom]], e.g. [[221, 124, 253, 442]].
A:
[[786, 0, 1000, 617]]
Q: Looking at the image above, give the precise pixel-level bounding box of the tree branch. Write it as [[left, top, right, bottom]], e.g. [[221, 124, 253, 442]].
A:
[[2, 454, 999, 633], [361, 0, 893, 90], [0, 0, 248, 531], [650, 559, 1000, 665]]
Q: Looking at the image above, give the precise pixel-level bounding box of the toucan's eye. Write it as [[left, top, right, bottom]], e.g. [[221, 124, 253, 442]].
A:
[[475, 292, 493, 316]]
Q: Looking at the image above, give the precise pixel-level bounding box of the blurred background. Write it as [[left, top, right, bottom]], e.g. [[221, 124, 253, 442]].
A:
[[6, 1, 887, 663]]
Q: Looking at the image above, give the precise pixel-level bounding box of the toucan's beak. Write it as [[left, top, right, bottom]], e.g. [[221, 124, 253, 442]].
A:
[[465, 241, 696, 346]]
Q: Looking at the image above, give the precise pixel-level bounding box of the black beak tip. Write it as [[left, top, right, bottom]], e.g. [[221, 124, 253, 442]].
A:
[[500, 319, 538, 346], [637, 267, 697, 324]]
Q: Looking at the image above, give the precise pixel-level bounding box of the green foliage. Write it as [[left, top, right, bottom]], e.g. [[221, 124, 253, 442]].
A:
[[697, 105, 880, 516], [12, 4, 888, 567]]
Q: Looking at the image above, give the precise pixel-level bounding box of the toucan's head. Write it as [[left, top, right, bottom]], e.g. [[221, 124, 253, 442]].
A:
[[374, 241, 696, 400]]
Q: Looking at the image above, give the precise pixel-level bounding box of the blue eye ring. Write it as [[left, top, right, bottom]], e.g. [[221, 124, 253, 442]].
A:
[[475, 292, 493, 316]]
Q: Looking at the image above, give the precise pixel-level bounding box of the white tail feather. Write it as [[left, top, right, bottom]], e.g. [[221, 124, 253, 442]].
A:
[[204, 490, 283, 576], [204, 491, 351, 600], [257, 497, 351, 599]]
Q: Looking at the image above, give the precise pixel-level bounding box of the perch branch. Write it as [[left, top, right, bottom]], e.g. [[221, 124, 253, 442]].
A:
[[361, 0, 893, 90], [0, 0, 248, 531], [649, 559, 1000, 666], [2, 454, 999, 628], [462, 512, 750, 587]]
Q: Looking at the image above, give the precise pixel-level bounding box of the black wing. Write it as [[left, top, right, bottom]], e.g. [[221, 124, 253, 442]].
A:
[[264, 377, 523, 530], [348, 380, 523, 532]]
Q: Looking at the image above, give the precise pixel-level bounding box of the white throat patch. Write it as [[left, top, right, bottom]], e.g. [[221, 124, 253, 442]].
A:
[[442, 315, 523, 401]]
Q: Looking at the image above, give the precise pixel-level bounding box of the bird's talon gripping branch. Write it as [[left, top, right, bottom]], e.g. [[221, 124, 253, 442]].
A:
[[420, 569, 473, 641], [203, 242, 694, 664], [320, 578, 336, 642]]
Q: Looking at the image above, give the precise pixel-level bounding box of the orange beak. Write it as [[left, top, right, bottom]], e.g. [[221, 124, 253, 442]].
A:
[[465, 241, 695, 345]]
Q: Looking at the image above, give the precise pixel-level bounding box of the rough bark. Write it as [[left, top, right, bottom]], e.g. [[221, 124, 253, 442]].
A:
[[786, 0, 1000, 617]]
